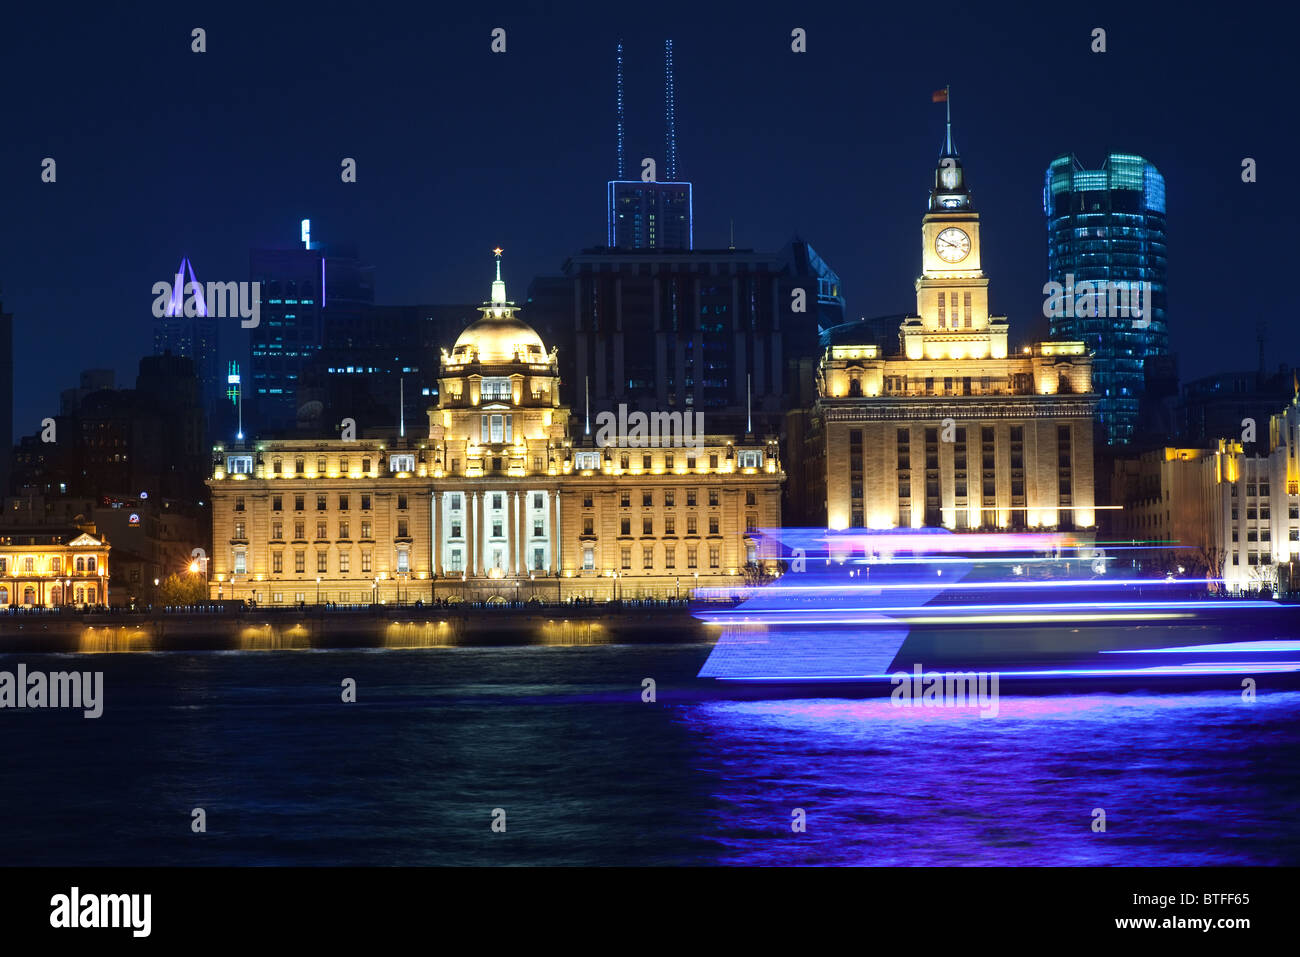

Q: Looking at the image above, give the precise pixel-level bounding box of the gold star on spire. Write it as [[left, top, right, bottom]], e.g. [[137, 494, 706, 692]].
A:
[[493, 247, 503, 257]]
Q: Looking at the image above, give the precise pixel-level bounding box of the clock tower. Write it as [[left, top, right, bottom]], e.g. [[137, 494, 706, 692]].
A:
[[903, 105, 1008, 361]]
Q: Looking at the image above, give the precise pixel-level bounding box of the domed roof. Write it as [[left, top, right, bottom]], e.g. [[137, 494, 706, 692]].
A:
[[453, 311, 546, 363], [450, 250, 548, 363]]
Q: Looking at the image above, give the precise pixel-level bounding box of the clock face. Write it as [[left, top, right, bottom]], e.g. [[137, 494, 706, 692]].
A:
[[935, 227, 971, 263]]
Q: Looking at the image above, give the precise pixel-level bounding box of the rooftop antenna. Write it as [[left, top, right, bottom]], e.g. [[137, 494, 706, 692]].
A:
[[615, 41, 626, 179], [729, 218, 736, 252], [585, 376, 591, 436], [746, 373, 752, 435], [399, 376, 405, 438], [664, 39, 678, 181]]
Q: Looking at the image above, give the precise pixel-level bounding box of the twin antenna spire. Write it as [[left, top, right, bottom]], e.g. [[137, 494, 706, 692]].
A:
[[615, 38, 679, 181]]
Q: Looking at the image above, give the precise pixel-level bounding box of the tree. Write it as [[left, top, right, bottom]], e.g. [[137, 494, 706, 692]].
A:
[[159, 572, 208, 605]]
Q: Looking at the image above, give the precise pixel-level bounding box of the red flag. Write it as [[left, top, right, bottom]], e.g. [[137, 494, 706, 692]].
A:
[[932, 88, 948, 103]]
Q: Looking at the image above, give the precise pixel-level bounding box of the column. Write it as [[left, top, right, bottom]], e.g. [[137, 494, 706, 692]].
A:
[[432, 491, 442, 576], [549, 490, 559, 573], [473, 488, 483, 572], [508, 491, 518, 576], [516, 491, 525, 574], [555, 491, 562, 574], [482, 491, 490, 574]]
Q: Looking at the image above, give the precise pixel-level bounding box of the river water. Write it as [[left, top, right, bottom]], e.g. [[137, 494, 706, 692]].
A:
[[1, 644, 1297, 865]]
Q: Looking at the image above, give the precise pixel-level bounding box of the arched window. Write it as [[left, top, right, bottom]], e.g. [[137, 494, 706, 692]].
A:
[[50, 585, 61, 605], [85, 585, 97, 604], [76, 557, 86, 573], [50, 557, 62, 573], [0, 587, 9, 605], [87, 556, 97, 572], [23, 587, 36, 605]]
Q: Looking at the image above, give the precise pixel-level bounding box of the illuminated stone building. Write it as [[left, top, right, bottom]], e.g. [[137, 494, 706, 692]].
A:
[[206, 254, 782, 604], [807, 125, 1097, 532], [0, 525, 110, 607]]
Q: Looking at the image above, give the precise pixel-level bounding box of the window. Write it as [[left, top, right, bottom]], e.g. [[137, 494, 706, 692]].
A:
[[740, 450, 762, 468], [583, 517, 594, 535], [643, 518, 653, 535], [492, 494, 503, 510], [340, 457, 349, 473], [390, 454, 415, 473], [533, 520, 543, 536], [316, 521, 327, 539], [273, 495, 283, 511], [620, 453, 630, 470], [362, 458, 371, 473], [709, 546, 720, 568], [745, 491, 756, 506], [317, 552, 328, 573], [642, 454, 652, 470], [582, 547, 594, 570], [665, 546, 675, 568], [272, 552, 283, 573], [361, 494, 371, 510], [746, 513, 758, 532], [665, 517, 675, 535], [643, 546, 654, 569], [709, 517, 719, 535], [687, 547, 698, 569], [451, 522, 462, 538], [449, 549, 463, 572], [339, 521, 349, 539], [227, 455, 253, 474], [481, 377, 511, 401], [687, 490, 697, 507], [620, 492, 631, 508], [294, 458, 304, 475], [338, 494, 349, 510], [273, 459, 283, 475], [575, 451, 600, 470], [665, 490, 675, 507], [235, 495, 245, 512], [450, 493, 461, 511], [709, 454, 719, 469], [533, 548, 545, 571], [533, 493, 544, 509], [583, 492, 594, 507], [708, 490, 719, 507], [294, 521, 305, 539], [665, 454, 674, 469], [687, 516, 698, 535], [397, 519, 409, 538], [643, 491, 653, 507], [361, 551, 372, 573], [234, 522, 246, 539], [361, 521, 372, 539], [294, 495, 304, 511], [234, 552, 247, 574], [397, 495, 407, 510], [318, 457, 327, 474], [620, 518, 631, 535], [294, 551, 305, 573], [397, 550, 409, 573], [621, 547, 631, 570]]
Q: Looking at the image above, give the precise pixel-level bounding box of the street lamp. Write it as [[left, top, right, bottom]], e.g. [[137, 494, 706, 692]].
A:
[[316, 576, 322, 604]]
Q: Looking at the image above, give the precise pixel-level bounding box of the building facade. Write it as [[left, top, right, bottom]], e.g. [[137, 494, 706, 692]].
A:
[[0, 526, 110, 607], [1044, 153, 1168, 447], [808, 134, 1097, 531], [207, 256, 783, 604]]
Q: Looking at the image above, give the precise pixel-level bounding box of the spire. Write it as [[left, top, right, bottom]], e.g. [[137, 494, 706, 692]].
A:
[[929, 86, 971, 211], [490, 247, 506, 305], [664, 39, 678, 181], [941, 84, 955, 157], [615, 41, 626, 179]]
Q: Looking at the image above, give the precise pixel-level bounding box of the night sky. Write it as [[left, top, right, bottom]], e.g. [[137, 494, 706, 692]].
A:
[[1, 0, 1289, 437]]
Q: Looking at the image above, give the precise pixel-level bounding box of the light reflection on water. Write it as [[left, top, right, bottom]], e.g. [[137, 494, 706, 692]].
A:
[[680, 691, 1300, 865]]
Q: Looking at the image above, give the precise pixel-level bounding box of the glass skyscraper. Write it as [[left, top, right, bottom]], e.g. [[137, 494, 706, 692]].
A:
[[1044, 153, 1167, 446]]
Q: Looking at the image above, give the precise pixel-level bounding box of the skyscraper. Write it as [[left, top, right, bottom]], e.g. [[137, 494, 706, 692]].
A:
[[1044, 153, 1168, 447], [153, 257, 220, 426], [248, 223, 374, 433], [606, 40, 693, 250]]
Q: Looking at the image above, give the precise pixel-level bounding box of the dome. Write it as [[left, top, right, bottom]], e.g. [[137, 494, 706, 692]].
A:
[[452, 312, 546, 363], [449, 249, 549, 363]]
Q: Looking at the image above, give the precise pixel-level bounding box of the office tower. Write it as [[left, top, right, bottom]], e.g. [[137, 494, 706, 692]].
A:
[[1044, 153, 1168, 447], [248, 222, 374, 433], [606, 40, 693, 250], [153, 257, 221, 425], [533, 240, 843, 440]]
